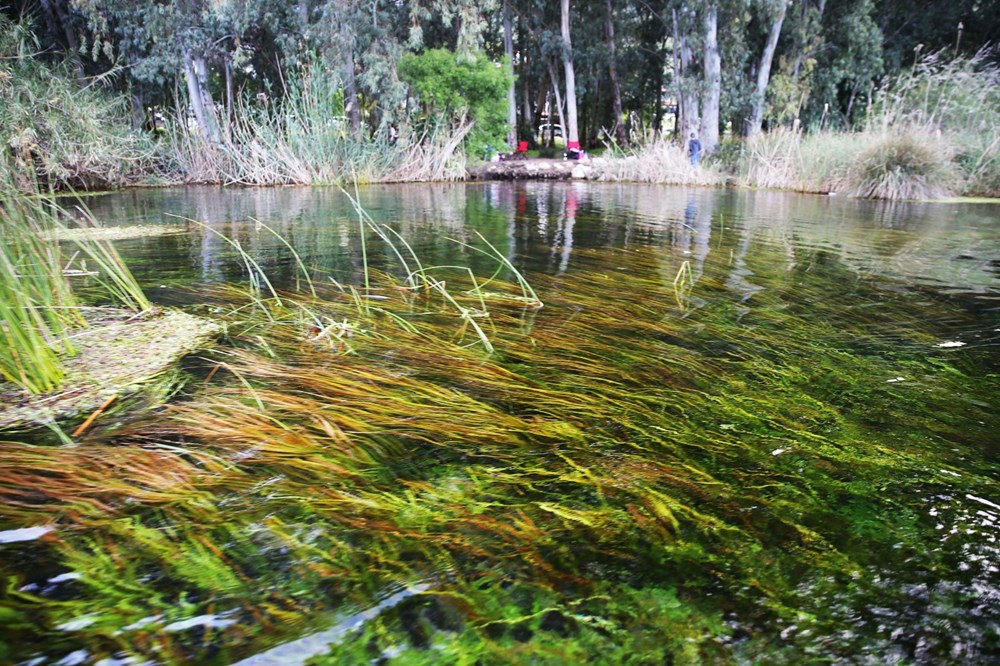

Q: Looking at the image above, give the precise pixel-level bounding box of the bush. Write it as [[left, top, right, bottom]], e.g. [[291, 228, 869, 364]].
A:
[[851, 131, 956, 199], [0, 16, 155, 191], [399, 48, 512, 159]]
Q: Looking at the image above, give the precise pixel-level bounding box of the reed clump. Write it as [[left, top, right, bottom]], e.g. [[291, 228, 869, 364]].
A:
[[167, 63, 471, 186], [590, 138, 722, 186], [734, 49, 1000, 199], [0, 16, 156, 191], [868, 48, 1000, 197], [851, 130, 956, 199], [0, 197, 81, 393]]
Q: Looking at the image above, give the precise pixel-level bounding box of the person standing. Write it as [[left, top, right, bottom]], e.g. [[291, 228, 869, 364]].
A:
[[688, 132, 702, 167]]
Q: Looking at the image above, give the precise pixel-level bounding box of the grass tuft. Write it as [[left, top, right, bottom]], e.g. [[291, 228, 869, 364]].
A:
[[852, 131, 956, 199]]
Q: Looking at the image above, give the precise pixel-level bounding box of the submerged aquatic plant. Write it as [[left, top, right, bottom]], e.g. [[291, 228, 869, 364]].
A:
[[0, 224, 995, 665]]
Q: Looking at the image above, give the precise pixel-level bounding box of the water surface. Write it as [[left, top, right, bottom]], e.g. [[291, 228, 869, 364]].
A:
[[2, 183, 998, 664]]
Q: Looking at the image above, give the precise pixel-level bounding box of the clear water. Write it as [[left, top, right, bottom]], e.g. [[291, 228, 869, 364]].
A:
[[2, 183, 998, 665]]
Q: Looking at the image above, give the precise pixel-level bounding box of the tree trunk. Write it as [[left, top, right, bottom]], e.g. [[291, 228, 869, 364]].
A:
[[503, 0, 517, 147], [560, 0, 580, 150], [605, 0, 626, 146], [670, 8, 682, 139], [651, 28, 667, 135], [700, 3, 721, 154], [519, 15, 534, 134], [748, 1, 788, 137], [40, 0, 85, 84], [547, 59, 567, 147], [130, 89, 145, 131], [674, 9, 699, 146], [536, 69, 549, 132], [183, 51, 221, 143], [341, 22, 362, 138], [224, 57, 234, 124]]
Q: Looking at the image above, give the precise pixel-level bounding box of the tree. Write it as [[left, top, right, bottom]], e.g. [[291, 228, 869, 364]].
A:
[[560, 0, 580, 152], [604, 0, 626, 146], [503, 0, 517, 146], [398, 48, 512, 156], [748, 0, 790, 136], [700, 2, 721, 153]]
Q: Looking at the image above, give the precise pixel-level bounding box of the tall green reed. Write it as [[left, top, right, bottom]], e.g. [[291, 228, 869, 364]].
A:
[[0, 191, 149, 393], [0, 16, 155, 191], [166, 62, 471, 186], [0, 198, 80, 392]]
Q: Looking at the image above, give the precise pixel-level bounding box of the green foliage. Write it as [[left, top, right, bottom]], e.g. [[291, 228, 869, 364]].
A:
[[399, 48, 512, 157], [0, 198, 80, 393], [0, 188, 149, 394], [797, 0, 885, 129], [852, 131, 956, 199], [0, 15, 154, 191]]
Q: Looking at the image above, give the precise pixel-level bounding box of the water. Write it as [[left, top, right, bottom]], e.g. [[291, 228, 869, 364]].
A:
[[1, 183, 998, 664]]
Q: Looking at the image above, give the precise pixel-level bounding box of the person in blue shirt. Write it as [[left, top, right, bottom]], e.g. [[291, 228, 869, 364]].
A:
[[688, 132, 702, 167]]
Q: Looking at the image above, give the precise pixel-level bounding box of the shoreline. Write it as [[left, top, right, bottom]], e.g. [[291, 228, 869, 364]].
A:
[[65, 165, 1000, 206]]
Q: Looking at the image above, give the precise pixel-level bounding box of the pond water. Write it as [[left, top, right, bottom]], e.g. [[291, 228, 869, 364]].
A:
[[2, 183, 998, 664]]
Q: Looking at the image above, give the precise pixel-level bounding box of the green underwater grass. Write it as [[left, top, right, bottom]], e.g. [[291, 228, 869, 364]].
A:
[[0, 233, 997, 664]]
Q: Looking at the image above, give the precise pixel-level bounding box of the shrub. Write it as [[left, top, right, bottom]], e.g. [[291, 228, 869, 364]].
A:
[[851, 131, 955, 199], [399, 48, 512, 159], [0, 16, 155, 191]]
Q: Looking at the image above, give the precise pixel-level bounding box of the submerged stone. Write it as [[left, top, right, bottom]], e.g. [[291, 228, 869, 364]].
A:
[[0, 308, 221, 433]]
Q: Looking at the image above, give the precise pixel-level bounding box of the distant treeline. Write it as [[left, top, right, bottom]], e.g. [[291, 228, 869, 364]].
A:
[[1, 2, 997, 196]]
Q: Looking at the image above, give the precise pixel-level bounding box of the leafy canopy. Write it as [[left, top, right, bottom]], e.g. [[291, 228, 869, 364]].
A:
[[399, 48, 512, 156]]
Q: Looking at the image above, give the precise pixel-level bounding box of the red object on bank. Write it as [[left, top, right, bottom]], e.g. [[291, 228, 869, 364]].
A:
[[516, 141, 528, 153], [567, 140, 581, 151]]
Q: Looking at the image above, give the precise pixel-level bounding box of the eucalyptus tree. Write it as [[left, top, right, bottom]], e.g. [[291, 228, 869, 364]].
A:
[[801, 0, 884, 128], [559, 0, 580, 151], [747, 0, 790, 136], [71, 0, 295, 141], [503, 0, 517, 146], [700, 1, 720, 152], [604, 0, 626, 145]]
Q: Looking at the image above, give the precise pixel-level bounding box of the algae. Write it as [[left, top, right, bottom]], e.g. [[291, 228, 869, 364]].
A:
[[0, 308, 221, 433], [50, 224, 187, 242]]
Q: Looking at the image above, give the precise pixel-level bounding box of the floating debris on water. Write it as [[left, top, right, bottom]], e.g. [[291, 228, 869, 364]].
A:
[[50, 224, 186, 242], [0, 309, 221, 432], [0, 525, 54, 543]]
